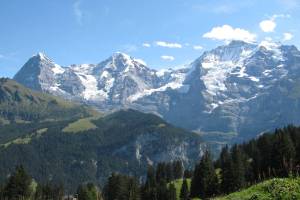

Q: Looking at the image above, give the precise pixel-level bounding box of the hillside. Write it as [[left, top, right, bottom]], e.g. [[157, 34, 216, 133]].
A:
[[0, 109, 203, 192], [0, 78, 95, 124], [214, 178, 300, 200]]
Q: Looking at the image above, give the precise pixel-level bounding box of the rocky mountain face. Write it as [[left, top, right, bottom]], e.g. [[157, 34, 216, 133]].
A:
[[13, 41, 300, 142]]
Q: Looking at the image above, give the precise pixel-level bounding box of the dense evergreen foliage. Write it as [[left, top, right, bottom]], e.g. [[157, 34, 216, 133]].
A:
[[190, 125, 300, 199], [179, 179, 189, 200], [0, 109, 201, 192], [77, 183, 102, 200], [190, 151, 218, 198], [2, 124, 300, 199]]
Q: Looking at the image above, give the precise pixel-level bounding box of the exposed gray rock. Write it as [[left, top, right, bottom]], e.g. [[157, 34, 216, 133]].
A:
[[13, 41, 300, 143]]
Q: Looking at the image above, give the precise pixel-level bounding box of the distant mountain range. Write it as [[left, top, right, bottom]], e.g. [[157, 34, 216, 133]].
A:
[[13, 40, 300, 142], [0, 78, 204, 191]]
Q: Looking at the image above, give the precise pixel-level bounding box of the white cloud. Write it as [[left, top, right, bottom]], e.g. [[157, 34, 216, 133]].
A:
[[73, 1, 83, 25], [259, 14, 290, 33], [155, 41, 182, 48], [203, 25, 256, 43], [142, 43, 151, 48], [260, 20, 276, 32], [283, 32, 293, 41], [193, 45, 203, 50], [161, 55, 175, 61]]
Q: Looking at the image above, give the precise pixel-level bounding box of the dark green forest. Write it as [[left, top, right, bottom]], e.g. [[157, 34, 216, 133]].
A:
[[1, 125, 300, 200], [0, 109, 202, 192]]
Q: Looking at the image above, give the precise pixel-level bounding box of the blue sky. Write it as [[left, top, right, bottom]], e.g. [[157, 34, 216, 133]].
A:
[[0, 0, 299, 77]]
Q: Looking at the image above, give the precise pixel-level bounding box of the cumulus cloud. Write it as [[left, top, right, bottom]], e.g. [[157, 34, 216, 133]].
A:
[[142, 43, 151, 48], [283, 32, 293, 41], [259, 20, 276, 32], [193, 45, 203, 50], [161, 55, 175, 61], [259, 14, 290, 33], [203, 25, 256, 43], [73, 1, 83, 25], [155, 41, 182, 48]]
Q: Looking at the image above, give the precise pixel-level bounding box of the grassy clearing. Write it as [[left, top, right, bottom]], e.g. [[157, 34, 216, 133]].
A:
[[1, 128, 48, 148], [62, 117, 99, 133], [214, 178, 300, 200]]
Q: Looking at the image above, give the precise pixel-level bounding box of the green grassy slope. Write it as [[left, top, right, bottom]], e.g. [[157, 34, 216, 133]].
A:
[[170, 178, 300, 200], [0, 78, 95, 124], [214, 178, 300, 200]]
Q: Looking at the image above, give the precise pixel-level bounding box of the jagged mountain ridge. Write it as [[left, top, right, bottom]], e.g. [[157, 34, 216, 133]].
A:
[[13, 40, 300, 141], [14, 52, 187, 111]]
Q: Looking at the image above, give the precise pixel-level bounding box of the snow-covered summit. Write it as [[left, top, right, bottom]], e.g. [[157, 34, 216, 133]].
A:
[[14, 42, 300, 142]]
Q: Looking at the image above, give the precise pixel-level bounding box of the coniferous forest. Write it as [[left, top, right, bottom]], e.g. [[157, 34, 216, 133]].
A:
[[1, 125, 300, 200]]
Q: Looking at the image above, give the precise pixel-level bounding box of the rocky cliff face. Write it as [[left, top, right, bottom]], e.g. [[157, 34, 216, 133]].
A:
[[14, 41, 300, 142]]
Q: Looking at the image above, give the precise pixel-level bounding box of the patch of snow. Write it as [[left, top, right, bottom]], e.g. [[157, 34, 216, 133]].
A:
[[100, 71, 110, 79], [52, 64, 65, 74], [77, 74, 108, 100], [128, 81, 189, 102], [201, 60, 235, 96], [156, 69, 172, 77], [37, 52, 46, 60], [128, 69, 188, 102], [263, 69, 272, 76], [259, 40, 284, 61], [249, 76, 260, 82]]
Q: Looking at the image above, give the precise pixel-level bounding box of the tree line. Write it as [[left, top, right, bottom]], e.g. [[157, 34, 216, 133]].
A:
[[1, 125, 300, 199]]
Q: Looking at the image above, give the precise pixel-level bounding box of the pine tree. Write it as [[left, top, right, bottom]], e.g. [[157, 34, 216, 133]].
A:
[[167, 183, 177, 200], [173, 161, 184, 179], [4, 165, 33, 200], [77, 183, 101, 200], [231, 145, 246, 191], [166, 163, 174, 182], [190, 162, 201, 198], [156, 163, 167, 183], [103, 173, 122, 200], [180, 179, 189, 200], [125, 177, 140, 200], [156, 180, 168, 200], [141, 166, 157, 200], [219, 146, 235, 194], [183, 169, 193, 179], [272, 130, 296, 176], [190, 151, 218, 199]]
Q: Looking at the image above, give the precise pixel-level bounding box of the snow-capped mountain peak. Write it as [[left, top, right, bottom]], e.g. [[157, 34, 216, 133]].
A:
[[14, 43, 300, 142]]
